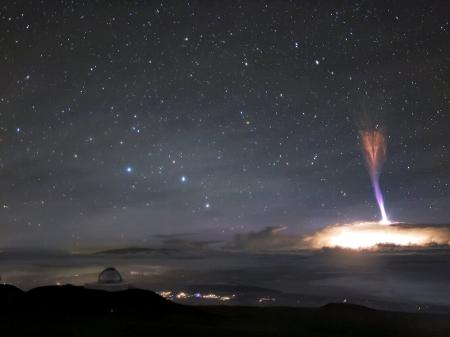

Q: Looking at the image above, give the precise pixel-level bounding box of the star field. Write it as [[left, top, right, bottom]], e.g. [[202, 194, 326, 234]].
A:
[[0, 1, 449, 248]]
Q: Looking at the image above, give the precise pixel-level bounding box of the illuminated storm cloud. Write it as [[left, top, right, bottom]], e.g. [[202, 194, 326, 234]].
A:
[[304, 221, 450, 250]]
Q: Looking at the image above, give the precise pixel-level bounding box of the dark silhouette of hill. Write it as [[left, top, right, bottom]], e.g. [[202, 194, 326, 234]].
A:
[[1, 284, 189, 316], [0, 284, 24, 304], [0, 285, 448, 337], [320, 302, 377, 312]]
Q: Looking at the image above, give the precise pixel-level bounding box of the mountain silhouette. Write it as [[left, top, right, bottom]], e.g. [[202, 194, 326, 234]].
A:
[[0, 285, 448, 337]]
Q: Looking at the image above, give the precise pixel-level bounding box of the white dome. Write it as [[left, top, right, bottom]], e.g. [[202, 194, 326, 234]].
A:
[[98, 267, 123, 284]]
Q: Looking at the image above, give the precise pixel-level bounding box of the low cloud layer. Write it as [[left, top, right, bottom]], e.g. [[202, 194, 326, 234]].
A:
[[154, 233, 221, 250], [227, 226, 306, 252]]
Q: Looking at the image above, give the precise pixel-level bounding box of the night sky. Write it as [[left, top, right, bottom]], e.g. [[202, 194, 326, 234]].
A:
[[1, 1, 449, 248]]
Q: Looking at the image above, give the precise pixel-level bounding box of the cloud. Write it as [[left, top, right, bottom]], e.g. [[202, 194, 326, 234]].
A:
[[304, 222, 450, 250], [224, 222, 450, 253], [153, 233, 222, 250], [226, 226, 306, 252]]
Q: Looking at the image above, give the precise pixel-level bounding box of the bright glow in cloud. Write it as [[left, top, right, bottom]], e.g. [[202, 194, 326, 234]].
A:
[[305, 221, 450, 250]]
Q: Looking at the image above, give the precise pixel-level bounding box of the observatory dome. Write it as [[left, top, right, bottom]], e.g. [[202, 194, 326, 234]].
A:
[[85, 267, 132, 291], [98, 267, 123, 284]]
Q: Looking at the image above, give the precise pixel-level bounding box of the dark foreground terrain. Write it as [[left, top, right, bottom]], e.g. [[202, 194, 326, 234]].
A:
[[1, 285, 449, 337]]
